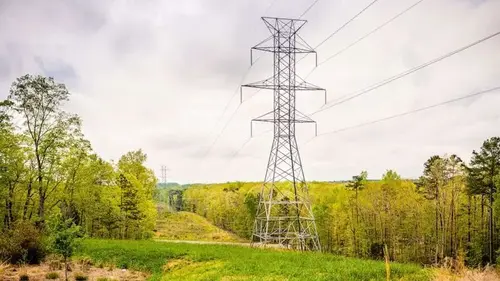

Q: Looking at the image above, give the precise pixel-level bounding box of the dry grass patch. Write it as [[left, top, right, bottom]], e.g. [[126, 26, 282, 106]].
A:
[[434, 266, 500, 281], [0, 261, 148, 281]]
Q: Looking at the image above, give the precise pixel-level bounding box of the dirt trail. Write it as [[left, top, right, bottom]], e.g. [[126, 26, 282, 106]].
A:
[[156, 239, 250, 246], [155, 239, 285, 249]]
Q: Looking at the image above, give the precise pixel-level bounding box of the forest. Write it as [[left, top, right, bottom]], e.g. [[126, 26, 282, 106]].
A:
[[183, 147, 500, 266], [0, 74, 158, 264], [1, 74, 499, 271]]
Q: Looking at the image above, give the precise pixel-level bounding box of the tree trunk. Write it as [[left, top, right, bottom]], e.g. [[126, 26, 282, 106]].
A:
[[64, 256, 68, 281], [435, 185, 439, 264], [23, 180, 33, 220], [355, 188, 359, 256], [5, 184, 14, 228], [37, 174, 45, 226], [467, 195, 471, 245], [488, 184, 493, 264], [481, 194, 485, 258]]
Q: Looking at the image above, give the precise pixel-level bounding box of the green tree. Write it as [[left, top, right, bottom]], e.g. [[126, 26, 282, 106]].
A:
[[418, 155, 447, 263], [118, 173, 143, 238], [7, 74, 80, 226], [47, 213, 82, 281], [467, 137, 500, 264], [346, 171, 367, 256]]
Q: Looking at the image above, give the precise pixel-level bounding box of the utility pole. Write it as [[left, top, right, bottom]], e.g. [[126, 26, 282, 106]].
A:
[[241, 17, 326, 251]]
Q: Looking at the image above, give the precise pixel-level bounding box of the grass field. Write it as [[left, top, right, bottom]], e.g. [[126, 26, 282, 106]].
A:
[[154, 211, 245, 242], [76, 239, 432, 281]]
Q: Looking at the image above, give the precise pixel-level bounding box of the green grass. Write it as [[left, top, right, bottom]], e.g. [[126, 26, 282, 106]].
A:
[[76, 239, 432, 281], [155, 211, 245, 242]]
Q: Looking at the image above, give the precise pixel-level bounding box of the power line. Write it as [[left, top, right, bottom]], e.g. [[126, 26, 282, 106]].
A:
[[212, 1, 378, 165], [299, 0, 321, 19], [200, 104, 242, 159], [319, 0, 426, 68], [301, 0, 426, 80], [303, 86, 500, 144], [314, 0, 381, 50], [211, 59, 260, 133], [310, 30, 500, 116], [297, 0, 381, 65]]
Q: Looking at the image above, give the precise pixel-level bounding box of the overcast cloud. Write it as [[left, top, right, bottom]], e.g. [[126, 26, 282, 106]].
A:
[[0, 0, 499, 184]]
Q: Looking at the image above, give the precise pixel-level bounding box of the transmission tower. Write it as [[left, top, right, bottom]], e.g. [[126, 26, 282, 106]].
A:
[[160, 165, 169, 186], [241, 17, 326, 251]]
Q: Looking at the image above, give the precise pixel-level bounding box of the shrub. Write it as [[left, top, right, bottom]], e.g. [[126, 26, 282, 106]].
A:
[[45, 254, 64, 270], [74, 273, 88, 281], [0, 221, 46, 264], [45, 272, 59, 279], [19, 274, 29, 281]]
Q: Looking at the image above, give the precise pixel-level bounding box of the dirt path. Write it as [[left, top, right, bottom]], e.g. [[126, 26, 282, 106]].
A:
[[155, 239, 250, 246], [154, 239, 286, 249]]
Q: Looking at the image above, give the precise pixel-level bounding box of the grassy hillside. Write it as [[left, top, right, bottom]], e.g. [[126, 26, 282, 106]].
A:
[[76, 239, 432, 281], [154, 211, 245, 242]]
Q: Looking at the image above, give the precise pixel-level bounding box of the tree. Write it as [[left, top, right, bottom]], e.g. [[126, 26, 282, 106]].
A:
[[467, 137, 500, 264], [346, 171, 367, 256], [418, 155, 447, 263], [117, 150, 157, 238], [7, 74, 80, 226], [0, 130, 27, 228], [47, 213, 82, 281], [118, 173, 143, 238]]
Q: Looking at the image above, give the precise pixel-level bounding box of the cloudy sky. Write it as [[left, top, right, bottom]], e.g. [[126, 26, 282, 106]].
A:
[[0, 0, 499, 184]]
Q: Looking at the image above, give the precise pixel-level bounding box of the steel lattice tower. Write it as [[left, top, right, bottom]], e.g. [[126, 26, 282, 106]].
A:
[[241, 17, 326, 251]]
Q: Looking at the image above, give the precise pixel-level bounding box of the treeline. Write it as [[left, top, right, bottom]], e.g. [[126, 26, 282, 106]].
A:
[[183, 138, 500, 266], [0, 74, 157, 245]]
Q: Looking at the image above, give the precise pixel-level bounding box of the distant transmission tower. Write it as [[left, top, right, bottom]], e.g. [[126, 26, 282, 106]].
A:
[[241, 17, 326, 251], [160, 165, 169, 186]]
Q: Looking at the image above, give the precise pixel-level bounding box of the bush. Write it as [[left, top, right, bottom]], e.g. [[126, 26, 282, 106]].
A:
[[45, 272, 59, 279], [0, 221, 46, 264], [74, 273, 88, 281]]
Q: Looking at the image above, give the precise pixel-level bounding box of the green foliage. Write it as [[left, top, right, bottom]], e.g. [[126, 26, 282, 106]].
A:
[[77, 239, 430, 281], [47, 213, 83, 260], [0, 221, 46, 264], [47, 212, 82, 281], [7, 74, 81, 225], [45, 272, 59, 279], [0, 74, 158, 241], [467, 137, 500, 264], [346, 171, 368, 192]]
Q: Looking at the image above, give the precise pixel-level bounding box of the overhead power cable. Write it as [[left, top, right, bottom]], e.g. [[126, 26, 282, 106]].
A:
[[303, 0, 426, 79], [303, 86, 500, 144], [299, 0, 321, 19], [297, 0, 381, 64], [319, 0, 425, 66], [314, 0, 380, 50], [310, 30, 500, 116], [210, 0, 379, 162]]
